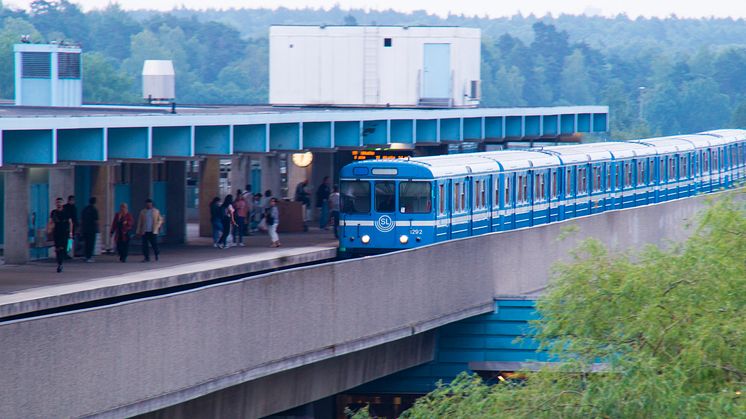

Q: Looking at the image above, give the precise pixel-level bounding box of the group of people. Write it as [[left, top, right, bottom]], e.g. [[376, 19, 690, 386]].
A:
[[210, 185, 281, 248], [47, 195, 163, 272], [295, 177, 341, 237]]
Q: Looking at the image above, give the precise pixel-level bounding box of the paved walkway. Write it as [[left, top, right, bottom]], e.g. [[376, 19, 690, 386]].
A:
[[0, 226, 339, 318]]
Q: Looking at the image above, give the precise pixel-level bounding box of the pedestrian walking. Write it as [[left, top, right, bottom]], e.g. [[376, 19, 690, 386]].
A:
[[316, 176, 331, 229], [260, 190, 273, 211], [218, 194, 236, 249], [80, 197, 99, 262], [233, 190, 248, 246], [209, 197, 223, 248], [48, 197, 73, 273], [110, 203, 134, 262], [267, 198, 281, 247], [136, 199, 163, 262], [63, 195, 78, 258], [329, 185, 340, 238]]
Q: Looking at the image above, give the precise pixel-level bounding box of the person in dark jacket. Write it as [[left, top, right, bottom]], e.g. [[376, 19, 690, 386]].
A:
[[48, 197, 72, 273], [110, 203, 134, 262], [80, 197, 99, 262], [62, 195, 78, 258], [209, 197, 223, 248]]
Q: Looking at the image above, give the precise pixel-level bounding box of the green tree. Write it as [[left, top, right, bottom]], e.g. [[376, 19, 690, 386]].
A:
[[82, 52, 137, 103], [558, 49, 595, 105], [0, 17, 42, 99], [352, 196, 746, 418]]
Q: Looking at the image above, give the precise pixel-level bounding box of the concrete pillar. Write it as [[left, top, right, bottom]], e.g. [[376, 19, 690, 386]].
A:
[[48, 167, 74, 208], [199, 157, 220, 237], [91, 166, 113, 249], [130, 163, 153, 215], [229, 155, 250, 195], [165, 161, 187, 244], [260, 154, 282, 200], [4, 169, 29, 264]]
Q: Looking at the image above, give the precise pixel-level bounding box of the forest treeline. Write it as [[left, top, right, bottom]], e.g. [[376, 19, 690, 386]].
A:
[[3, 1, 746, 139]]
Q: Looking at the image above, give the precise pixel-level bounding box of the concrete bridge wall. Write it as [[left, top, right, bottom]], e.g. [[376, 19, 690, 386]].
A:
[[0, 191, 730, 418]]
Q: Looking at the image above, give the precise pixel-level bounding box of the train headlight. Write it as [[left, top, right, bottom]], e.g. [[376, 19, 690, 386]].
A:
[[361, 234, 371, 244], [399, 235, 409, 244]]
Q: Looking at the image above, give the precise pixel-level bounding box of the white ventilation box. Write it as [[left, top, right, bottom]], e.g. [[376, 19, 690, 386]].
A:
[[269, 25, 481, 108], [142, 60, 175, 102], [14, 43, 82, 107]]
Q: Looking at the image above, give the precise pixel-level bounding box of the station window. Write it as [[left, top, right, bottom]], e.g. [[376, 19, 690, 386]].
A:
[[384, 38, 392, 47], [375, 181, 396, 213], [439, 184, 445, 215], [504, 176, 512, 207]]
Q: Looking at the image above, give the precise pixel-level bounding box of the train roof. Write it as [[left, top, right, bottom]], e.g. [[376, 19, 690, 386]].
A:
[[340, 129, 746, 179]]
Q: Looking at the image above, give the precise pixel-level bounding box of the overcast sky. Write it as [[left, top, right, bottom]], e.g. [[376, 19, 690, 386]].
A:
[[4, 0, 746, 19]]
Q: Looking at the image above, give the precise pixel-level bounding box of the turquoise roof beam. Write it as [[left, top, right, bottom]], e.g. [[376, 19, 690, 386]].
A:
[[390, 120, 414, 144], [542, 115, 559, 136], [506, 116, 522, 137], [362, 120, 387, 146], [195, 125, 231, 155], [416, 119, 438, 143], [525, 115, 541, 137], [333, 121, 360, 147], [302, 122, 332, 149], [577, 113, 591, 132], [593, 113, 608, 132], [440, 118, 461, 141], [560, 114, 576, 135], [484, 117, 503, 140], [269, 123, 300, 150], [152, 126, 193, 157], [107, 127, 150, 160], [57, 128, 105, 162], [3, 129, 55, 164], [233, 124, 267, 153], [463, 117, 482, 141]]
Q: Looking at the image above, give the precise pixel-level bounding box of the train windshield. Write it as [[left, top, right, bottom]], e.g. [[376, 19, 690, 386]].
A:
[[399, 182, 432, 213], [375, 181, 396, 212], [341, 181, 371, 213]]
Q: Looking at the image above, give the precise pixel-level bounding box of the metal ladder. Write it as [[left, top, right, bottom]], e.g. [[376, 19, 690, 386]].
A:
[[362, 26, 380, 105]]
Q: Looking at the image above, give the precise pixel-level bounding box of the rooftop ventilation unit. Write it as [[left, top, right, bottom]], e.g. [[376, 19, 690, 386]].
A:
[[14, 43, 82, 107], [142, 60, 175, 104]]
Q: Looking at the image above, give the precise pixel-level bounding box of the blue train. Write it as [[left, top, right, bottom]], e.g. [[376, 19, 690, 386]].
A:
[[338, 129, 746, 254]]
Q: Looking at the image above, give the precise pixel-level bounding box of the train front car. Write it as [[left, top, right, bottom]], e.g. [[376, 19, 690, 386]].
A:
[[339, 159, 435, 255]]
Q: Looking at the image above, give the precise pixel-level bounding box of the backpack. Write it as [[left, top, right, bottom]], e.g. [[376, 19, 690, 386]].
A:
[[265, 207, 275, 225]]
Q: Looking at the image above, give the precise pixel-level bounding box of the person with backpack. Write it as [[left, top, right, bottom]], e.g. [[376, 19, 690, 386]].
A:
[[209, 197, 223, 248]]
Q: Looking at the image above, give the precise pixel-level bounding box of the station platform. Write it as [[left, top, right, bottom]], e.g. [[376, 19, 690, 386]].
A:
[[0, 226, 338, 319]]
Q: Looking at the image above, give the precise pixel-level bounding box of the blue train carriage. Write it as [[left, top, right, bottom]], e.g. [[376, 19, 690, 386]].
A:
[[706, 129, 746, 185]]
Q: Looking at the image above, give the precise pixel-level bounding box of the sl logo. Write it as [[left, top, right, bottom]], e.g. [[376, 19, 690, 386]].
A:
[[375, 215, 395, 233]]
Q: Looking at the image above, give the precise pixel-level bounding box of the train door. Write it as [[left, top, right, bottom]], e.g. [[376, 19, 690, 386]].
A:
[[373, 180, 397, 249], [549, 168, 559, 222], [436, 179, 450, 242], [450, 177, 468, 239]]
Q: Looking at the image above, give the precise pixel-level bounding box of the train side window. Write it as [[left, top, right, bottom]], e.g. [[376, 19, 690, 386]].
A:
[[637, 160, 646, 185], [534, 173, 543, 202], [551, 170, 558, 199], [453, 182, 461, 212], [439, 184, 445, 215], [517, 174, 525, 203], [375, 181, 396, 213], [400, 182, 431, 214], [605, 164, 611, 190], [504, 176, 512, 207], [615, 164, 622, 189], [680, 156, 688, 179], [460, 182, 466, 210], [480, 180, 486, 208], [474, 180, 480, 208], [704, 151, 710, 172], [565, 168, 573, 197], [623, 162, 632, 187], [668, 156, 676, 180], [592, 166, 602, 192], [578, 167, 587, 195]]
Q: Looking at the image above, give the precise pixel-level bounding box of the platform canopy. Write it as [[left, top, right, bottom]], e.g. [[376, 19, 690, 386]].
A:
[[0, 105, 608, 166]]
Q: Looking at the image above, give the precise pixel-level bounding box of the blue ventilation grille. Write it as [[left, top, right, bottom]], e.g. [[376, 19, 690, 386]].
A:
[[21, 52, 51, 78], [58, 53, 81, 79]]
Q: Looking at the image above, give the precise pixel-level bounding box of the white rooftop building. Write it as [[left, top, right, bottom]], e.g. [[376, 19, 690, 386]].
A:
[[269, 25, 481, 108]]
